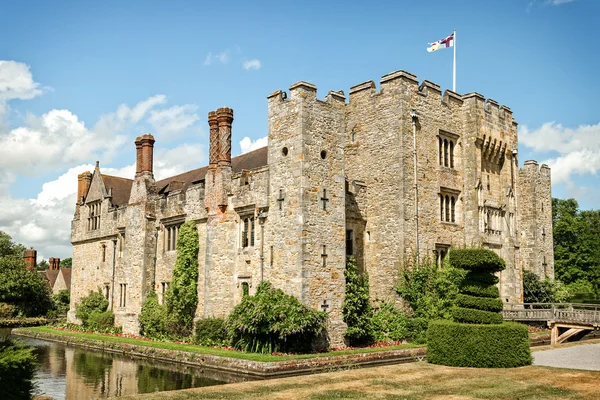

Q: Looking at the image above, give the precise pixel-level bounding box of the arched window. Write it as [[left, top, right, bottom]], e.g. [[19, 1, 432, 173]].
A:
[[439, 137, 443, 165], [451, 196, 456, 223], [449, 141, 455, 168], [440, 194, 444, 221], [444, 139, 449, 167], [445, 195, 450, 222]]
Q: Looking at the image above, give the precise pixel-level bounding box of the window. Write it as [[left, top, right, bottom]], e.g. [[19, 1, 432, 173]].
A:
[[435, 244, 450, 268], [102, 244, 106, 262], [161, 282, 170, 304], [438, 131, 458, 168], [241, 217, 255, 248], [165, 224, 181, 251], [104, 284, 110, 300], [346, 230, 354, 256], [439, 189, 459, 223], [88, 202, 101, 231], [119, 283, 127, 307]]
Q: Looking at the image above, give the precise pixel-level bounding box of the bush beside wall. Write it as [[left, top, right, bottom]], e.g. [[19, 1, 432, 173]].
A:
[[427, 320, 531, 368]]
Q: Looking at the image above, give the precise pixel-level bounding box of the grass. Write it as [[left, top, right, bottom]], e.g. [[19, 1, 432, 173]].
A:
[[116, 361, 600, 400], [17, 326, 420, 362]]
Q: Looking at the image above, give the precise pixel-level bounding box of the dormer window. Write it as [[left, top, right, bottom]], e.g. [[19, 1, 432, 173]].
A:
[[88, 201, 101, 231]]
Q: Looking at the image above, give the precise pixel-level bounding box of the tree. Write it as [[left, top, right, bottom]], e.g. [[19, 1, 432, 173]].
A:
[[61, 257, 72, 268], [36, 259, 49, 271], [0, 231, 53, 317], [342, 256, 374, 345]]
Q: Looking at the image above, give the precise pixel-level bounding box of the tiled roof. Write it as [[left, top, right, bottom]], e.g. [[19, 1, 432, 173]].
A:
[[60, 268, 72, 289], [156, 146, 268, 194], [102, 175, 133, 207]]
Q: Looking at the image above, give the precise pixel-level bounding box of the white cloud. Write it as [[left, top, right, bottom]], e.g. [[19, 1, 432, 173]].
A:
[[243, 59, 262, 70], [148, 104, 199, 138], [203, 50, 230, 66], [239, 136, 267, 154], [0, 61, 44, 122], [519, 122, 600, 183], [548, 0, 574, 5]]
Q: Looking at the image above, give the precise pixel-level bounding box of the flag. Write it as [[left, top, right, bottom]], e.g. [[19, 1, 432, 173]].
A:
[[427, 33, 454, 52]]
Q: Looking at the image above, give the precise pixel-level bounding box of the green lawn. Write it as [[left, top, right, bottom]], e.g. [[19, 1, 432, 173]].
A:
[[18, 326, 420, 362]]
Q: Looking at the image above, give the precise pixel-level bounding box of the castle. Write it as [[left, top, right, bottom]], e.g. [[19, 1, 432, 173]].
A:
[[67, 69, 554, 345]]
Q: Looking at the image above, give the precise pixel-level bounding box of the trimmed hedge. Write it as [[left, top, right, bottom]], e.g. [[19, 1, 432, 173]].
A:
[[195, 317, 227, 346], [460, 284, 500, 299], [464, 271, 499, 285], [455, 294, 503, 313], [427, 320, 531, 368], [0, 317, 47, 328], [451, 306, 504, 325], [448, 249, 506, 272]]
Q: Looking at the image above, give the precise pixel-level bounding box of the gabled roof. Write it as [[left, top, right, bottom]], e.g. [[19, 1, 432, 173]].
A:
[[102, 175, 133, 207], [41, 269, 60, 287], [60, 268, 72, 289], [156, 146, 268, 194]]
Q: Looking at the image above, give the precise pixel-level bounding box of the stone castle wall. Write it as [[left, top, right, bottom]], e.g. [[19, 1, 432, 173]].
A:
[[69, 68, 554, 342]]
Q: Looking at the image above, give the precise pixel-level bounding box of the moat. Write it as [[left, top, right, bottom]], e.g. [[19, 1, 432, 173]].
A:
[[16, 336, 243, 399]]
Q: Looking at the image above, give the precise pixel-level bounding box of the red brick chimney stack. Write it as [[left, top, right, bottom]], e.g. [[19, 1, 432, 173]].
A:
[[208, 111, 220, 169], [77, 171, 92, 204], [48, 257, 60, 270], [135, 134, 155, 177], [216, 107, 233, 167], [23, 249, 37, 271]]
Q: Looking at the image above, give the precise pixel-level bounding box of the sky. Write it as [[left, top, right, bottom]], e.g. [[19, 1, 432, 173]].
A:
[[0, 0, 598, 260]]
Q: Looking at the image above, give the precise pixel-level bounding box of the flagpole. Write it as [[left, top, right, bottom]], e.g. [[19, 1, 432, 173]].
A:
[[453, 29, 456, 92]]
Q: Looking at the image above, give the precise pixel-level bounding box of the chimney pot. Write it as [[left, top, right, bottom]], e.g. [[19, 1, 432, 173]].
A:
[[135, 134, 155, 177]]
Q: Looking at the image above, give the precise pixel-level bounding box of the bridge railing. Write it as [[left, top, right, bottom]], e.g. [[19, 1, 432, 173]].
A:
[[502, 303, 600, 325]]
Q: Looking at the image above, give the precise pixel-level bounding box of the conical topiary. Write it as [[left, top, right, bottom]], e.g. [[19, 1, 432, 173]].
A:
[[427, 248, 531, 368]]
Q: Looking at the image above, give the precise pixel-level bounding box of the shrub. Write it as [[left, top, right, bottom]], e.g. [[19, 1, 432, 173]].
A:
[[195, 317, 227, 346], [523, 270, 570, 303], [455, 294, 503, 312], [165, 221, 199, 337], [447, 249, 506, 272], [460, 283, 499, 299], [51, 289, 71, 316], [464, 271, 499, 285], [87, 310, 115, 331], [427, 320, 531, 368], [139, 291, 167, 339], [0, 339, 37, 399], [76, 290, 108, 326], [0, 302, 16, 318], [451, 307, 505, 325], [396, 260, 465, 320], [226, 281, 327, 354], [371, 301, 428, 344], [342, 256, 374, 345]]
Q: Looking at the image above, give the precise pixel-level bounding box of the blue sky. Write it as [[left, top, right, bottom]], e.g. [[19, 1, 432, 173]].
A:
[[0, 0, 598, 259]]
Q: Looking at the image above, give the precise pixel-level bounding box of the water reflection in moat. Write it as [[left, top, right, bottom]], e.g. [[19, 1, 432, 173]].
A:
[[17, 337, 245, 399]]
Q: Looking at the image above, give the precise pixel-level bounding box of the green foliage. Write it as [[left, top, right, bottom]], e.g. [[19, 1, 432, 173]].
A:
[[0, 253, 53, 317], [396, 260, 465, 320], [76, 290, 109, 326], [87, 310, 115, 332], [448, 248, 506, 272], [455, 294, 503, 312], [0, 302, 16, 318], [464, 271, 499, 285], [427, 320, 531, 368], [0, 317, 48, 328], [0, 339, 37, 400], [36, 259, 49, 271], [370, 301, 428, 344], [553, 198, 600, 296], [51, 289, 71, 316], [565, 279, 598, 303], [523, 270, 569, 304], [165, 221, 199, 337], [342, 256, 374, 345], [61, 257, 72, 268], [139, 291, 167, 339], [451, 307, 505, 324], [460, 283, 500, 298], [195, 317, 227, 346], [226, 281, 327, 353]]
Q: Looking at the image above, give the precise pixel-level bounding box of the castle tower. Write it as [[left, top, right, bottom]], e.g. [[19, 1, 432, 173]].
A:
[[518, 160, 554, 279], [202, 107, 237, 318], [267, 83, 347, 345]]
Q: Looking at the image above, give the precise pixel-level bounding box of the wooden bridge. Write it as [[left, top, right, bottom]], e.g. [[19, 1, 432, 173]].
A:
[[503, 303, 600, 345]]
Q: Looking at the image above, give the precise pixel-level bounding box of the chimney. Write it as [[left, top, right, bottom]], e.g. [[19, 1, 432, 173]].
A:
[[135, 134, 155, 177], [23, 249, 37, 271], [78, 171, 93, 204], [48, 257, 60, 270], [208, 111, 220, 168], [49, 257, 54, 270], [216, 107, 233, 167]]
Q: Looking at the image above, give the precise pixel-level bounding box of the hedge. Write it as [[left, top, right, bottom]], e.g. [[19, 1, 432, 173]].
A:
[[0, 318, 48, 328], [455, 294, 503, 313], [464, 271, 499, 285], [427, 320, 531, 368], [448, 249, 506, 272], [460, 284, 500, 299], [195, 318, 227, 346], [451, 306, 504, 325]]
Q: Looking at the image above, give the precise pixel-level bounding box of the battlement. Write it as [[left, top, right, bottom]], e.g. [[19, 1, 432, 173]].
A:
[[521, 160, 552, 178], [267, 81, 346, 112]]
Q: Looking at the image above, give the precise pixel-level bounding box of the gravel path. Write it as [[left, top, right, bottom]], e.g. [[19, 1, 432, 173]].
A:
[[533, 343, 600, 371]]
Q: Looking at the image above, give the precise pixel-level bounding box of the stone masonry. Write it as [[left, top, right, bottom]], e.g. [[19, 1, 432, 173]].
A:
[[68, 68, 553, 346]]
